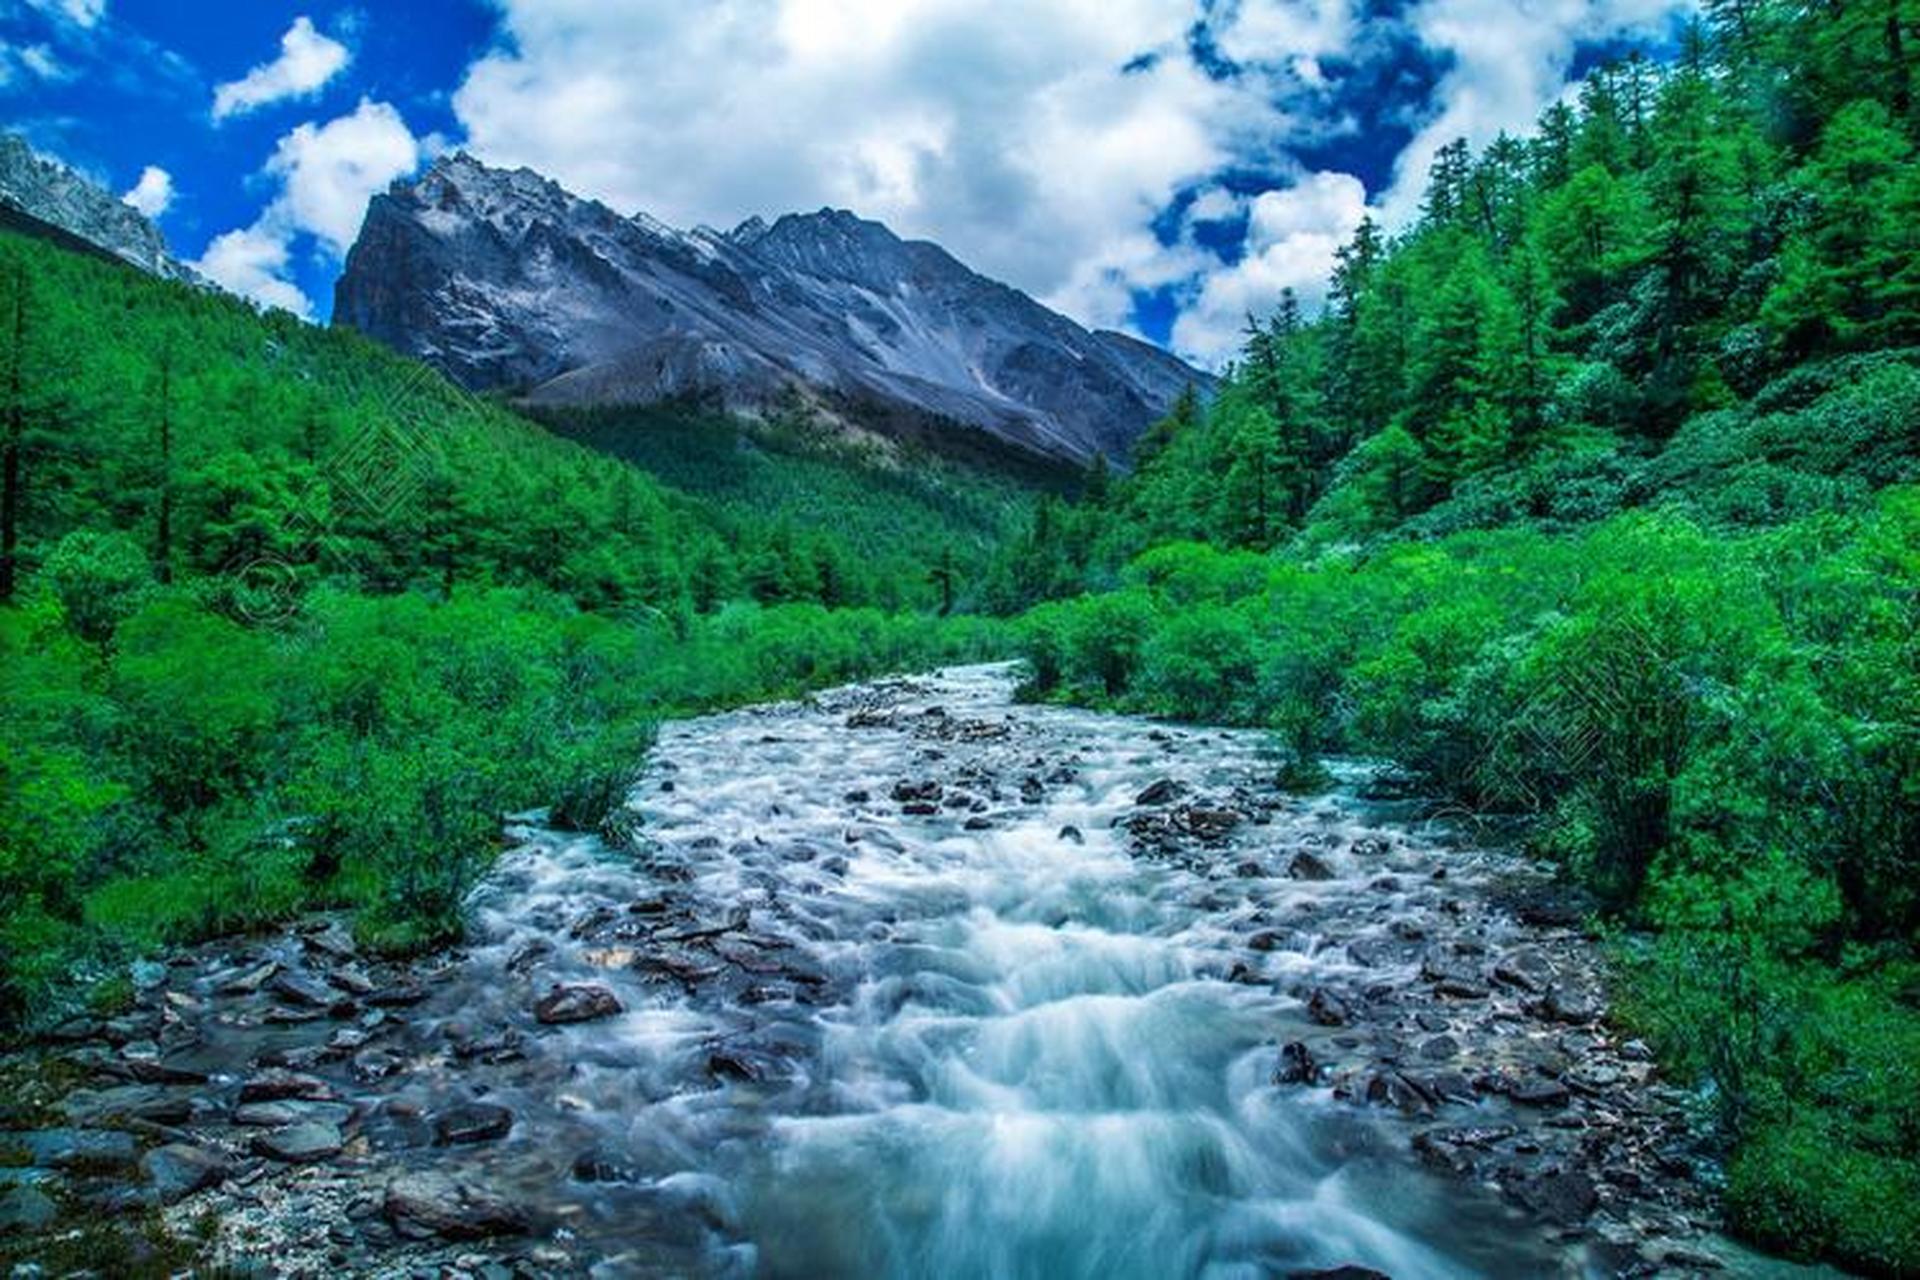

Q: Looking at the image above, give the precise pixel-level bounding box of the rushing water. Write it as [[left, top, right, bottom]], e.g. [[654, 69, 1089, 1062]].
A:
[[427, 664, 1585, 1278]]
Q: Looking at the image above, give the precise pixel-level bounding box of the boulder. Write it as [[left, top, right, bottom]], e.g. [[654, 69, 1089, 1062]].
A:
[[1288, 852, 1336, 881], [270, 969, 339, 1009], [1306, 989, 1351, 1027], [1539, 985, 1602, 1024], [433, 1103, 514, 1146], [1134, 779, 1184, 806], [1274, 1041, 1318, 1085], [140, 1143, 230, 1203], [533, 983, 623, 1025], [0, 1185, 56, 1232], [384, 1171, 529, 1241], [1510, 1165, 1597, 1225], [252, 1120, 344, 1163], [1509, 1076, 1572, 1108], [239, 1069, 334, 1103], [14, 1127, 138, 1172]]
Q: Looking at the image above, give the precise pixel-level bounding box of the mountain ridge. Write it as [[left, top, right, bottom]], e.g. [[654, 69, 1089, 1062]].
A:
[[333, 152, 1206, 465], [0, 133, 202, 286]]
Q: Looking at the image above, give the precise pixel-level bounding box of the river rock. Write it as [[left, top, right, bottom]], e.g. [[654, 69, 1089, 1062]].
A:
[[13, 1127, 139, 1172], [61, 1084, 194, 1128], [1509, 1076, 1572, 1108], [252, 1120, 344, 1163], [1288, 852, 1336, 881], [1274, 1041, 1318, 1085], [0, 1185, 56, 1232], [1539, 985, 1602, 1024], [1306, 989, 1350, 1027], [384, 1171, 529, 1240], [434, 1102, 514, 1145], [140, 1142, 230, 1202], [533, 983, 623, 1024], [216, 960, 279, 995], [1510, 1165, 1597, 1225], [1135, 778, 1184, 805], [572, 1148, 646, 1184], [239, 1069, 335, 1103], [270, 969, 341, 1009]]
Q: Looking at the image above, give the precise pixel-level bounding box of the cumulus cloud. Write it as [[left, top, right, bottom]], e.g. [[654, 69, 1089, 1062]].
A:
[[121, 164, 172, 218], [212, 16, 350, 121], [195, 225, 312, 317], [452, 0, 1312, 336], [1378, 0, 1682, 224], [350, 0, 1687, 365], [192, 99, 420, 317], [265, 99, 421, 253], [1171, 170, 1370, 363]]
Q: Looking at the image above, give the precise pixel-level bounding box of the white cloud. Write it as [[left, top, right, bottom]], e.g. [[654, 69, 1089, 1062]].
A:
[[1171, 169, 1369, 363], [212, 16, 350, 121], [265, 99, 420, 253], [430, 0, 1685, 368], [0, 42, 69, 87], [452, 0, 1302, 336], [1378, 0, 1682, 224], [24, 0, 105, 28], [121, 165, 173, 218], [194, 224, 313, 318], [191, 99, 421, 317]]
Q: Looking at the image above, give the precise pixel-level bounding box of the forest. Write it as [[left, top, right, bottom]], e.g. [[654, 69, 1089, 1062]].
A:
[[990, 1, 1920, 1270]]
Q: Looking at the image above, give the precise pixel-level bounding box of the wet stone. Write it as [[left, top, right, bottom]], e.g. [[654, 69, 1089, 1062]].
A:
[[12, 1127, 139, 1172], [239, 1069, 334, 1103], [216, 960, 279, 995], [1509, 1076, 1572, 1108], [140, 1142, 230, 1203], [0, 1185, 57, 1232], [1135, 778, 1184, 806], [434, 1102, 514, 1146], [384, 1171, 529, 1241], [533, 983, 623, 1025], [1306, 989, 1351, 1027], [252, 1119, 344, 1163], [1274, 1041, 1318, 1085], [1288, 851, 1336, 881], [271, 969, 341, 1009]]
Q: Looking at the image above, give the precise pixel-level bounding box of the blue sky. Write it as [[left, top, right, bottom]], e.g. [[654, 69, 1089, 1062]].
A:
[[0, 0, 1688, 363]]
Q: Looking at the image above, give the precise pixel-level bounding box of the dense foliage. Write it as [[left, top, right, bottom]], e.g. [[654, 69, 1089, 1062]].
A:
[[0, 227, 1006, 1025], [1001, 3, 1920, 1271]]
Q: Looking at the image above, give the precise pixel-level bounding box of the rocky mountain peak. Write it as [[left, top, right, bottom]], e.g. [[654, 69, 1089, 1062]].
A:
[[0, 133, 201, 284], [334, 151, 1207, 465]]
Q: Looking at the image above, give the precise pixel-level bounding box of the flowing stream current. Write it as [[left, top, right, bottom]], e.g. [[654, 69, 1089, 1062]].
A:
[[419, 663, 1585, 1278]]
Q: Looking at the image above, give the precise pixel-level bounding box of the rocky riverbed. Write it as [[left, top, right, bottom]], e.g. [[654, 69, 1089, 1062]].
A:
[[1, 664, 1798, 1278]]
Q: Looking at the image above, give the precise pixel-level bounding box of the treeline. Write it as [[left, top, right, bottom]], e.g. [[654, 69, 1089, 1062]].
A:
[[0, 228, 1007, 1023], [998, 3, 1920, 1271]]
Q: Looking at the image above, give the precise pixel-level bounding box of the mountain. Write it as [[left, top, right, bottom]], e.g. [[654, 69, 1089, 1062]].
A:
[[0, 133, 200, 284], [333, 152, 1205, 465]]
